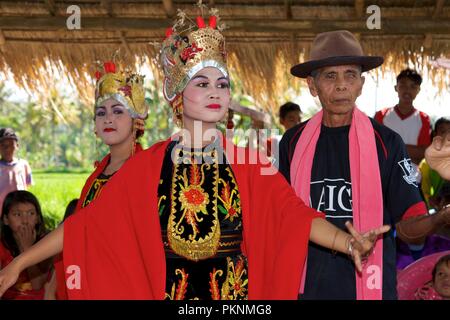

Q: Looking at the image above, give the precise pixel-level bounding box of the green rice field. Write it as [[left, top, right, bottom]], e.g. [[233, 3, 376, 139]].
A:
[[28, 170, 90, 230]]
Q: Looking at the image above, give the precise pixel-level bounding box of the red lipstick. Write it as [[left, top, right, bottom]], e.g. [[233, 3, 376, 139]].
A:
[[206, 104, 221, 109], [103, 128, 116, 132]]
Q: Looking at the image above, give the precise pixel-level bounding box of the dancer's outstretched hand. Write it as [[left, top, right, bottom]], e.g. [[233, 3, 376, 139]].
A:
[[0, 261, 21, 297], [345, 221, 391, 272]]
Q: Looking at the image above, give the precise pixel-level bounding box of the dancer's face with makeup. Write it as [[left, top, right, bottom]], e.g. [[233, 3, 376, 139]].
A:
[[95, 98, 134, 147], [182, 67, 231, 129]]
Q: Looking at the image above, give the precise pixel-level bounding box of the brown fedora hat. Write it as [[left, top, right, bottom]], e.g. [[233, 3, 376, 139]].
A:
[[291, 30, 384, 78]]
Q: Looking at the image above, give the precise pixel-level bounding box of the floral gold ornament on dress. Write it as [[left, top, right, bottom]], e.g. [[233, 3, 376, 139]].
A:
[[160, 8, 228, 109], [165, 268, 189, 300], [94, 61, 148, 119], [168, 147, 221, 261]]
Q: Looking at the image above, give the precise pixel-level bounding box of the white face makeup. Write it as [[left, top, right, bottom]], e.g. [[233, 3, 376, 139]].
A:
[[182, 67, 231, 129], [94, 98, 134, 147]]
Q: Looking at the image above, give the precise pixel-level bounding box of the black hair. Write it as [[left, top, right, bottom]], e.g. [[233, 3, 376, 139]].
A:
[[0, 128, 18, 142], [1, 190, 47, 257], [433, 117, 450, 137], [279, 102, 301, 120], [396, 69, 422, 86], [135, 127, 145, 139], [62, 199, 78, 222], [433, 254, 450, 282]]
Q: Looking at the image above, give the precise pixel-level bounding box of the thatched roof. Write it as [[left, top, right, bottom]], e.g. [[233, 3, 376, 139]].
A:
[[0, 0, 449, 118]]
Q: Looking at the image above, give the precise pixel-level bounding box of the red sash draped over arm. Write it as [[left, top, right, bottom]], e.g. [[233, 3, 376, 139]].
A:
[[62, 139, 322, 299]]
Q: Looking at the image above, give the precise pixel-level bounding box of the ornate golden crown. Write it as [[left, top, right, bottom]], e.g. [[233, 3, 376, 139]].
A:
[[94, 61, 148, 119], [161, 14, 228, 103]]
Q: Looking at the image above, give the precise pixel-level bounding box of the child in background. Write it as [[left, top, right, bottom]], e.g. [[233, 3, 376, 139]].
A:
[[0, 128, 33, 217], [431, 254, 450, 299], [0, 190, 50, 299], [414, 254, 450, 300], [420, 117, 450, 209], [269, 102, 302, 167]]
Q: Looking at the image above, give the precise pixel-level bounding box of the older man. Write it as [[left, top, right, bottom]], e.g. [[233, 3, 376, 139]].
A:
[[279, 30, 448, 300]]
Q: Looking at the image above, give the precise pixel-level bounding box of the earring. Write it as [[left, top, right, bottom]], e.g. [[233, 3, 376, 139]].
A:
[[226, 109, 234, 129], [132, 123, 137, 158], [172, 95, 184, 128], [131, 118, 144, 157], [94, 135, 101, 167]]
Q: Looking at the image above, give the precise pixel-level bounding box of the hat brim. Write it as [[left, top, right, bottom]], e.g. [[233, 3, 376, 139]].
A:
[[290, 56, 384, 78]]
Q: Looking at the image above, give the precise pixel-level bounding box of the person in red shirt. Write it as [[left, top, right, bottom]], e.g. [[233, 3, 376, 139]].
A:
[[0, 190, 51, 299], [375, 69, 431, 165]]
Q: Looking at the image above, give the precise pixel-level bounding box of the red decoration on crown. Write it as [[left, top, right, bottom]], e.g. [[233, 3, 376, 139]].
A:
[[196, 16, 206, 28], [103, 61, 116, 73], [118, 85, 132, 97], [95, 71, 102, 80], [165, 27, 173, 39], [180, 43, 204, 62], [209, 16, 217, 29], [94, 61, 116, 80]]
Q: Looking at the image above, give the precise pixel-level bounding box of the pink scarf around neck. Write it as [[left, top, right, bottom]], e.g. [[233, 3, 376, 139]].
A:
[[290, 107, 384, 300]]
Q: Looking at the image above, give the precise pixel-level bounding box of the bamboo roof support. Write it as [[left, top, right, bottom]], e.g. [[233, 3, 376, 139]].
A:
[[355, 0, 364, 19], [433, 0, 445, 19], [162, 0, 175, 18], [284, 0, 293, 20], [0, 29, 6, 54], [101, 0, 113, 17], [45, 0, 56, 16]]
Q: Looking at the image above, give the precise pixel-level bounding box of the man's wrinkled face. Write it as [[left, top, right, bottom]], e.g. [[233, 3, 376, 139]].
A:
[[307, 65, 365, 117]]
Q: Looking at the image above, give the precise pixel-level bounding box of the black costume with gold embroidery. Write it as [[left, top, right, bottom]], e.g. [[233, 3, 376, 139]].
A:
[[82, 173, 113, 208], [158, 141, 248, 300]]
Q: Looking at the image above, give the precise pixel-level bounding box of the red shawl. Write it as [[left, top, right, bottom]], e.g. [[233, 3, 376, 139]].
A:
[[54, 144, 143, 300], [63, 138, 322, 299]]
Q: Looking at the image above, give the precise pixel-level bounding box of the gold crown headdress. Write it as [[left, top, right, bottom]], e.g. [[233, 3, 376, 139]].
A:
[[160, 10, 228, 104], [94, 61, 148, 119]]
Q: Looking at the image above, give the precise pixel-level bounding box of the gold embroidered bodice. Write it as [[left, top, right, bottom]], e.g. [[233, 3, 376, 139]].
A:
[[82, 172, 113, 208], [158, 141, 248, 300]]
